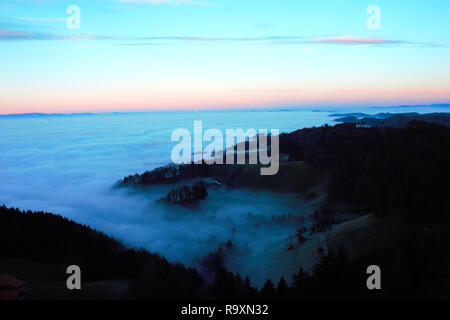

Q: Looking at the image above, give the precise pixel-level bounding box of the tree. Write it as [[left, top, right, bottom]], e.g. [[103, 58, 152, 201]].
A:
[[277, 277, 288, 297], [260, 279, 276, 298]]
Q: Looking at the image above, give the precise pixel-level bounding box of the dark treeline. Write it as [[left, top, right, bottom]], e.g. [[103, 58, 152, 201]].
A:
[[1, 202, 449, 298], [0, 205, 267, 299], [284, 229, 449, 300], [119, 141, 267, 188], [120, 163, 240, 187], [197, 227, 450, 299], [161, 181, 208, 205], [0, 205, 204, 298], [280, 121, 450, 223]]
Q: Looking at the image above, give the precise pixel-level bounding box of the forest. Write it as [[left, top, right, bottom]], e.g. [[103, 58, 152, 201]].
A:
[[2, 204, 448, 299], [279, 120, 450, 223]]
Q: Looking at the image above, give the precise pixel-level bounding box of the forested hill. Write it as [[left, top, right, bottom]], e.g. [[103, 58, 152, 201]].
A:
[[120, 120, 450, 224], [0, 205, 205, 298], [279, 120, 450, 223]]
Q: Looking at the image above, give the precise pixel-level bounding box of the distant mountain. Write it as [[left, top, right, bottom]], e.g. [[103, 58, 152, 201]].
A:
[[333, 112, 450, 128], [0, 112, 97, 119]]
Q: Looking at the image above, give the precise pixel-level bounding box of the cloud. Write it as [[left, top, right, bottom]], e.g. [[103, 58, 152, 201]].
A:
[[0, 30, 37, 40], [305, 36, 409, 45], [0, 28, 435, 48], [15, 17, 68, 23], [114, 35, 413, 46], [110, 35, 421, 47], [118, 0, 211, 5], [0, 29, 114, 41]]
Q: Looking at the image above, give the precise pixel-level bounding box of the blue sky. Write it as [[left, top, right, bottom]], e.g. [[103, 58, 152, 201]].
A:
[[1, 0, 449, 113]]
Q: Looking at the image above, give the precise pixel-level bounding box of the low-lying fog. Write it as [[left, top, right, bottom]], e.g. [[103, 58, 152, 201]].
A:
[[1, 107, 445, 285]]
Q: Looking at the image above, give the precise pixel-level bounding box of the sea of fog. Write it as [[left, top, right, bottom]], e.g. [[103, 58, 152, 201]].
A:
[[1, 105, 449, 285]]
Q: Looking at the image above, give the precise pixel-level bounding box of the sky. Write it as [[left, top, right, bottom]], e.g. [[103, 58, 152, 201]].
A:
[[0, 0, 450, 114]]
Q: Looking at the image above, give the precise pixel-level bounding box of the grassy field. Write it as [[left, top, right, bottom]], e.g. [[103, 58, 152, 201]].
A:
[[233, 161, 332, 199]]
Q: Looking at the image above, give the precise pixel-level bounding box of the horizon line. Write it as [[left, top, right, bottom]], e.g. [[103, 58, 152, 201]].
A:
[[1, 103, 450, 118]]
